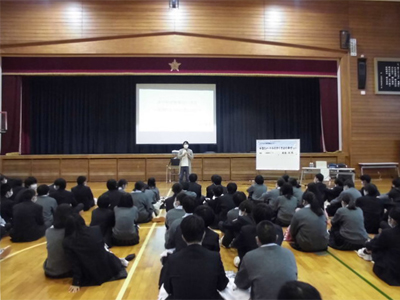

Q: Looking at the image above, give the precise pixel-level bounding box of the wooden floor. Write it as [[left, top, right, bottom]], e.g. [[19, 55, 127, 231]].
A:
[[1, 179, 399, 300]]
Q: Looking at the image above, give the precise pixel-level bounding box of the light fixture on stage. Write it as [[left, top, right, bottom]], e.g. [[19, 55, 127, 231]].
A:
[[169, 0, 179, 8]]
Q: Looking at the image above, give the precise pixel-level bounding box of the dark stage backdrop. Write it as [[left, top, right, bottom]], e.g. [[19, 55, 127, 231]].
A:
[[25, 75, 322, 154]]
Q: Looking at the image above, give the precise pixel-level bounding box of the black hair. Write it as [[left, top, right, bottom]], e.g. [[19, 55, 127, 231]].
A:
[[342, 193, 356, 210], [256, 220, 277, 245], [302, 192, 323, 216], [306, 183, 322, 201], [64, 213, 86, 237], [334, 178, 344, 186], [182, 181, 190, 191], [212, 175, 222, 185], [389, 207, 400, 223], [255, 175, 264, 185], [280, 183, 294, 200], [252, 203, 273, 224], [37, 184, 50, 196], [227, 182, 237, 194], [77, 176, 86, 185], [183, 141, 189, 146], [134, 181, 145, 191], [194, 205, 215, 228], [181, 196, 196, 214], [189, 173, 198, 183], [233, 191, 247, 207], [1, 184, 12, 196], [360, 174, 371, 183], [180, 215, 204, 243], [147, 177, 156, 188], [53, 204, 73, 229], [118, 193, 134, 208], [282, 174, 290, 182], [176, 192, 187, 204], [344, 180, 355, 188], [172, 183, 183, 195], [289, 178, 301, 188], [0, 174, 5, 181], [106, 179, 118, 191], [364, 183, 379, 197], [14, 179, 23, 187], [213, 185, 223, 197], [392, 177, 400, 188], [277, 281, 322, 300], [118, 179, 128, 188], [315, 173, 324, 182], [24, 176, 37, 188], [239, 200, 253, 214], [97, 194, 111, 208], [54, 178, 67, 190], [277, 178, 285, 188], [20, 189, 36, 202]]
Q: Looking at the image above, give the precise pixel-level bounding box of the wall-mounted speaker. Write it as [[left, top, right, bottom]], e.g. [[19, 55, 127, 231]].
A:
[[358, 58, 367, 90], [340, 30, 350, 49]]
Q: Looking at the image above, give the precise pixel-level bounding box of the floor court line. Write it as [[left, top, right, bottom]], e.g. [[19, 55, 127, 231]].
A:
[[115, 222, 157, 300], [0, 241, 47, 262], [326, 250, 392, 300]]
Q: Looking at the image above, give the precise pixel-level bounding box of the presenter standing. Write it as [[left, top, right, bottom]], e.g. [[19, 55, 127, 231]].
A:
[[178, 141, 194, 183]]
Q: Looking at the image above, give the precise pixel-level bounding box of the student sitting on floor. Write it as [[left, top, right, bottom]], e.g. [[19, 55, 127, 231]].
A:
[[289, 192, 329, 252], [14, 176, 38, 203], [313, 173, 326, 203], [359, 174, 380, 196], [50, 178, 79, 209], [187, 173, 202, 200], [326, 180, 362, 216], [214, 182, 237, 224], [324, 178, 343, 203], [101, 179, 123, 209], [233, 203, 283, 264], [277, 281, 322, 300], [206, 174, 228, 199], [357, 207, 400, 286], [117, 179, 129, 194], [147, 177, 160, 202], [273, 183, 300, 226], [44, 204, 73, 278], [263, 178, 285, 206], [304, 182, 324, 209], [90, 194, 115, 246], [329, 194, 369, 251], [164, 183, 182, 212], [36, 185, 58, 229], [63, 214, 129, 293], [131, 181, 154, 224], [289, 178, 303, 204], [112, 193, 139, 246], [0, 184, 14, 224], [10, 189, 46, 243], [356, 183, 384, 234], [163, 215, 229, 299], [235, 220, 297, 300], [247, 175, 268, 202], [71, 176, 95, 211]]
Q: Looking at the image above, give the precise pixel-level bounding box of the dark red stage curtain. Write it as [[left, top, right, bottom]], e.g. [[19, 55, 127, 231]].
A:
[[320, 78, 339, 152], [1, 76, 22, 155]]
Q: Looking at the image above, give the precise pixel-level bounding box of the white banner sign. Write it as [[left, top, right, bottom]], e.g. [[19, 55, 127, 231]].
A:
[[256, 139, 300, 171]]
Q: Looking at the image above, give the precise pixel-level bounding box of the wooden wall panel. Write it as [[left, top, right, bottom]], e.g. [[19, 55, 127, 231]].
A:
[[118, 158, 146, 181], [31, 159, 60, 183], [1, 160, 31, 178], [191, 159, 203, 181], [231, 158, 256, 181], [60, 159, 89, 182], [202, 158, 231, 181], [348, 2, 400, 168], [89, 158, 117, 181], [146, 158, 170, 181]]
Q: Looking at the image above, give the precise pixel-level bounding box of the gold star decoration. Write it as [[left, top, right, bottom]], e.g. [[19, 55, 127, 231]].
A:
[[169, 59, 181, 71]]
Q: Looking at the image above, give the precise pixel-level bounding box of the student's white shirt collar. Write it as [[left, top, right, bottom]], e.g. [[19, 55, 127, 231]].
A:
[[305, 204, 310, 208], [175, 206, 183, 210], [261, 243, 278, 248], [183, 213, 193, 218]]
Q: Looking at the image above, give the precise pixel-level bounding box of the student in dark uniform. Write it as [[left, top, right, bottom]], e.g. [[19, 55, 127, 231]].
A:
[[71, 176, 95, 211]]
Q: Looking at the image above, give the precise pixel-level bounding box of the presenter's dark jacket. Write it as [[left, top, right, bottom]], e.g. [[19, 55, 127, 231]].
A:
[[188, 182, 202, 198], [366, 225, 400, 286], [233, 224, 283, 261], [50, 189, 78, 207], [63, 226, 127, 287], [10, 201, 45, 242], [356, 196, 384, 234], [163, 244, 228, 299], [71, 185, 95, 211]]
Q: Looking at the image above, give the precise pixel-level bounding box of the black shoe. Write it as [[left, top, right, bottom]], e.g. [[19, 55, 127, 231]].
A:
[[125, 254, 136, 261]]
